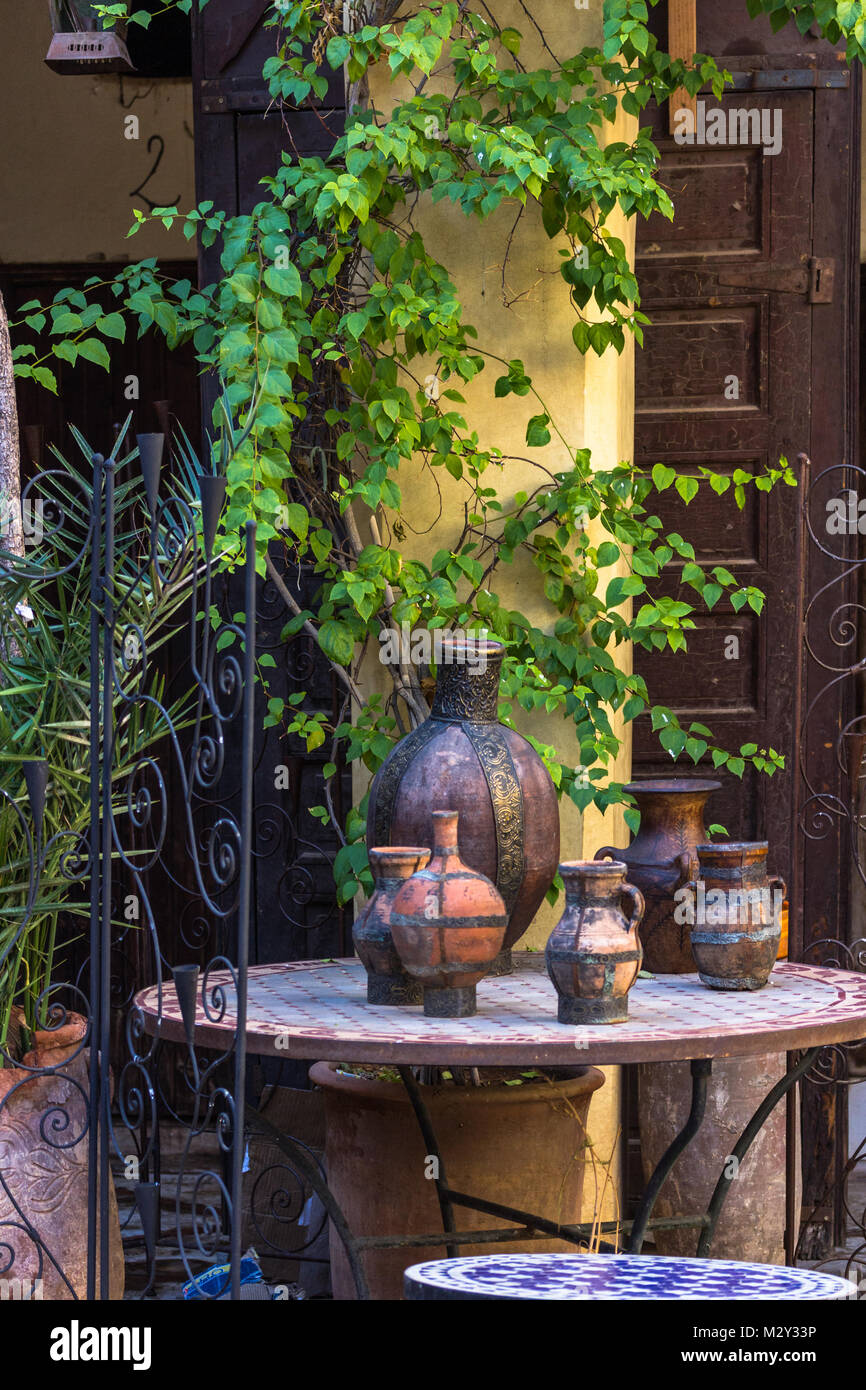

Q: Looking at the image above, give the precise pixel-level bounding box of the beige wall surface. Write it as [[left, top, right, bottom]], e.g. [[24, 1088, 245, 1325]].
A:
[[359, 1, 638, 1224], [0, 1, 194, 264]]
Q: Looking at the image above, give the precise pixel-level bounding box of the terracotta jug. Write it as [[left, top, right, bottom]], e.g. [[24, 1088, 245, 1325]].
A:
[[686, 841, 785, 990], [390, 810, 507, 1017], [545, 861, 644, 1024], [353, 846, 430, 1005], [595, 777, 720, 974], [367, 637, 559, 975]]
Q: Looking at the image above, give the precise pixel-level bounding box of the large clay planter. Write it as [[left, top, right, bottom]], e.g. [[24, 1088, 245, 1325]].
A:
[[353, 846, 430, 1005], [595, 777, 720, 974], [638, 1053, 793, 1264], [688, 842, 785, 991], [390, 810, 506, 1017], [0, 1013, 124, 1299], [546, 861, 644, 1024], [367, 637, 559, 973], [311, 1061, 605, 1300]]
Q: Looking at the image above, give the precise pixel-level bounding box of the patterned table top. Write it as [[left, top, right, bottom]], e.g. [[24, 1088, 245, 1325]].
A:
[[134, 956, 866, 1065], [402, 1253, 859, 1301]]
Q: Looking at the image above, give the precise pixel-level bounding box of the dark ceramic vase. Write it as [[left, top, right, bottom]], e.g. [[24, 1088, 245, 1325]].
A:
[[353, 847, 431, 1005], [688, 841, 785, 991], [595, 778, 720, 974], [390, 810, 507, 1017], [367, 638, 559, 975], [545, 861, 644, 1024]]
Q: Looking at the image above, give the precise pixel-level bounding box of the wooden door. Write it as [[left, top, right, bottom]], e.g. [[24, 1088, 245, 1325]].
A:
[[632, 3, 861, 1247], [190, 0, 349, 966], [633, 83, 815, 888]]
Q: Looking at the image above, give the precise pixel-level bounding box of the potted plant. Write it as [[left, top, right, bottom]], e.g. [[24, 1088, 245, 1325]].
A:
[[310, 1059, 609, 1300]]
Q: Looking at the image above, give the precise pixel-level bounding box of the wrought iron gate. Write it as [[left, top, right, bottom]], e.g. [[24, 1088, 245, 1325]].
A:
[[794, 448, 866, 1279], [0, 428, 256, 1299]]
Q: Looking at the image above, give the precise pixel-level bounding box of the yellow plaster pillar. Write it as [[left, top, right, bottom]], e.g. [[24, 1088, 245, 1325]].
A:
[[359, 1, 637, 1230]]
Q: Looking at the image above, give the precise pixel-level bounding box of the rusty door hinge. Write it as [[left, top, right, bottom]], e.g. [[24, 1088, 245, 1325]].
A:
[[716, 257, 835, 302]]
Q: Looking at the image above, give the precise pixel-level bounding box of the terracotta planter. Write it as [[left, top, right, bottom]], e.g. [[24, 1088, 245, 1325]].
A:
[[311, 1060, 605, 1300], [0, 1013, 124, 1299], [638, 1053, 793, 1264], [546, 861, 644, 1024], [353, 847, 430, 1005], [688, 842, 785, 991], [390, 810, 506, 1016], [367, 638, 559, 973], [595, 777, 720, 974]]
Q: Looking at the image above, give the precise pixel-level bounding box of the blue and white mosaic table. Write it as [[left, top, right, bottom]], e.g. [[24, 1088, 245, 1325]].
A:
[[403, 1253, 859, 1301]]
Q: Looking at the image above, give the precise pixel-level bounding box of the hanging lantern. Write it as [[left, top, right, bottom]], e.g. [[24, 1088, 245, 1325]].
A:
[[45, 1, 135, 75]]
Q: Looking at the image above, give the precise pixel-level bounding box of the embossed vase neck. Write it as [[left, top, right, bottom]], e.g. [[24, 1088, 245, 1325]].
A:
[[431, 640, 504, 723]]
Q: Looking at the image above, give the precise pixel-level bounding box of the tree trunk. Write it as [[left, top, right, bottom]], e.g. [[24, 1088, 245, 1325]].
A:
[[0, 289, 23, 560]]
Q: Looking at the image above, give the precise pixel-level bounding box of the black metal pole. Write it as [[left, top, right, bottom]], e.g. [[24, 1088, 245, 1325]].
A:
[[99, 456, 116, 1299], [230, 521, 256, 1299], [86, 452, 104, 1302], [398, 1066, 458, 1258]]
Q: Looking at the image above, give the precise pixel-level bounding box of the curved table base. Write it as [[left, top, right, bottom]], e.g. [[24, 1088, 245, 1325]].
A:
[[253, 1048, 822, 1299]]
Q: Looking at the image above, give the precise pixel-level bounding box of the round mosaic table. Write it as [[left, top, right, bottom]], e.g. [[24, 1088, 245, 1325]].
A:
[[135, 956, 866, 1066], [402, 1253, 859, 1301], [134, 956, 866, 1299]]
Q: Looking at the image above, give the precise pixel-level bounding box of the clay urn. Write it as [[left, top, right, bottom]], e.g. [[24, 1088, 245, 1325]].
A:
[[0, 1011, 124, 1299], [595, 777, 721, 973], [367, 637, 559, 974], [687, 841, 785, 990], [546, 860, 645, 1024], [390, 810, 507, 1017], [353, 846, 430, 1005]]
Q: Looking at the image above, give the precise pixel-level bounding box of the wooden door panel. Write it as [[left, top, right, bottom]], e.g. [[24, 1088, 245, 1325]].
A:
[[634, 89, 813, 887], [635, 303, 764, 411], [641, 148, 767, 256]]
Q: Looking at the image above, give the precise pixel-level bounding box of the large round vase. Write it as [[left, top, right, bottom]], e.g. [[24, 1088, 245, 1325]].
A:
[[367, 638, 559, 972], [0, 1013, 124, 1299], [595, 777, 720, 974], [311, 1061, 605, 1300]]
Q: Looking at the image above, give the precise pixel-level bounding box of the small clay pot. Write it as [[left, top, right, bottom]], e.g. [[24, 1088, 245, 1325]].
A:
[[353, 847, 430, 1005], [390, 810, 507, 1017], [546, 860, 644, 1024], [687, 841, 785, 991]]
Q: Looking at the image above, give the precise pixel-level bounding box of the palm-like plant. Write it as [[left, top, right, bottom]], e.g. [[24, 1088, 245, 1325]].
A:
[[0, 423, 203, 1058]]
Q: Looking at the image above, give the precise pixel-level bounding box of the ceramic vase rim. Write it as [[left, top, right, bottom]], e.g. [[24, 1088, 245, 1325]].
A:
[[624, 778, 722, 795], [696, 840, 769, 855], [560, 858, 628, 876]]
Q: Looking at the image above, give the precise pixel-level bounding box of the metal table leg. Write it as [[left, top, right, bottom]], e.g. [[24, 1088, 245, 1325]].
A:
[[696, 1046, 821, 1258], [397, 1066, 458, 1257], [628, 1058, 712, 1254], [244, 1103, 371, 1301]]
